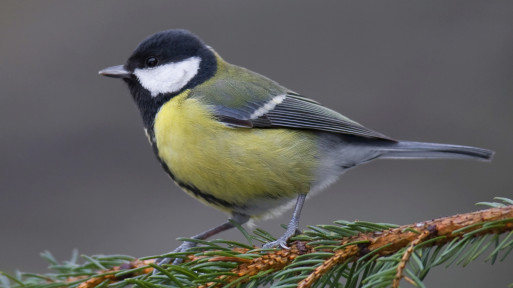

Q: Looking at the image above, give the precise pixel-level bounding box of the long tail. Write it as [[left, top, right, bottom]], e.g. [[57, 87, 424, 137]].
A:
[[378, 141, 494, 161]]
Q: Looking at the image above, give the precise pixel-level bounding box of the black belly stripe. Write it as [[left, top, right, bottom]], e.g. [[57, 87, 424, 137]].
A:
[[147, 135, 241, 210], [162, 161, 242, 209], [176, 180, 242, 209]]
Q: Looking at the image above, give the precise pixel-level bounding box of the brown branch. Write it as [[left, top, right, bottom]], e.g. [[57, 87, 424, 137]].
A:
[[392, 229, 431, 288], [298, 205, 513, 288], [71, 205, 513, 288], [71, 260, 153, 288], [220, 205, 513, 288]]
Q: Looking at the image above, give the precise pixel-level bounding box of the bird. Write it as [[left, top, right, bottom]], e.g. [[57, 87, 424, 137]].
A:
[[99, 29, 493, 265]]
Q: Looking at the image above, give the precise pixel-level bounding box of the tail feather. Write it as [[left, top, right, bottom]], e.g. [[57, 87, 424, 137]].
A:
[[378, 141, 494, 161]]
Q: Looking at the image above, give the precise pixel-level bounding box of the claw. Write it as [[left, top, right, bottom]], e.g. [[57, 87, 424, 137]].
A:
[[262, 237, 291, 250], [152, 214, 251, 275], [152, 241, 197, 275]]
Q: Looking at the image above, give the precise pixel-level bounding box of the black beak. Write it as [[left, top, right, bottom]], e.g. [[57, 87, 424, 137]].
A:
[[98, 65, 132, 78]]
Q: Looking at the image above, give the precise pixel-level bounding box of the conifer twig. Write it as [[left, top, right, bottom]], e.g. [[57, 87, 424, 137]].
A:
[[392, 229, 431, 288], [74, 260, 153, 288], [70, 205, 513, 288], [296, 205, 513, 288], [3, 204, 512, 288], [197, 205, 512, 288]]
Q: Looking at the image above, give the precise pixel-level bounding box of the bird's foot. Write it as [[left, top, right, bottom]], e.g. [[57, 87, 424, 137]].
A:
[[263, 194, 306, 250], [153, 241, 197, 274], [262, 228, 301, 250], [262, 236, 290, 249]]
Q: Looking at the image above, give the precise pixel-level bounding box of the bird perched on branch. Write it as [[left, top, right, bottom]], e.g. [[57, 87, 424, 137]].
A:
[[99, 29, 493, 265]]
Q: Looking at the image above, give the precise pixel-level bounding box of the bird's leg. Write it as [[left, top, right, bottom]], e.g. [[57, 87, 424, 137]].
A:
[[154, 212, 249, 270], [263, 193, 307, 249]]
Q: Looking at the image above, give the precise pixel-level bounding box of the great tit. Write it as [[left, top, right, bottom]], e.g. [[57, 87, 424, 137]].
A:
[[99, 29, 493, 264]]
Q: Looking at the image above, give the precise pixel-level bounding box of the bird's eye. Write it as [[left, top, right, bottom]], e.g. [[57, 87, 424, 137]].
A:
[[145, 57, 159, 68]]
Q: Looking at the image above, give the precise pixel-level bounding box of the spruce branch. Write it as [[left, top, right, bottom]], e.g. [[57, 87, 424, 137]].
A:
[[392, 229, 431, 288], [1, 198, 513, 288], [297, 203, 513, 288]]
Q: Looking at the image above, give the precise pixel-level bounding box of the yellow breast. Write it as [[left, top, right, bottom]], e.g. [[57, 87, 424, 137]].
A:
[[153, 91, 319, 215]]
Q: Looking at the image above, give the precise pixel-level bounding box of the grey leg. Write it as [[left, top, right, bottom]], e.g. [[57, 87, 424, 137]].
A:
[[155, 213, 250, 269], [263, 194, 307, 249]]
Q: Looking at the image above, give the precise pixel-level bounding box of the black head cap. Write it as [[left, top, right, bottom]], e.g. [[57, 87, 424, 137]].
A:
[[126, 29, 213, 72]]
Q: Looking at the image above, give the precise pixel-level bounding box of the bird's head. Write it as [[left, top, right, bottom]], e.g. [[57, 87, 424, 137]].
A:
[[99, 29, 217, 127]]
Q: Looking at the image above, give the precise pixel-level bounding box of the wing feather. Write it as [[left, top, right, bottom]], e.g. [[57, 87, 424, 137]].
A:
[[189, 62, 392, 140], [260, 94, 393, 140]]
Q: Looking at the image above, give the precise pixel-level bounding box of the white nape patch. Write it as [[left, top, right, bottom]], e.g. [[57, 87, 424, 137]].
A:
[[133, 56, 201, 97], [249, 94, 286, 119]]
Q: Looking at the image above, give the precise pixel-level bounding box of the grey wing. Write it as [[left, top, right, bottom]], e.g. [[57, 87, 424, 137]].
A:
[[189, 66, 392, 140], [260, 93, 393, 140], [215, 91, 393, 141]]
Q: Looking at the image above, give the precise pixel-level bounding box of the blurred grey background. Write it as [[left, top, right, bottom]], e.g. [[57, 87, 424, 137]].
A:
[[1, 1, 512, 287]]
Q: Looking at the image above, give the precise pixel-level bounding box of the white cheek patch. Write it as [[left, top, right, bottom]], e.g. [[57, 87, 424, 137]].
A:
[[133, 56, 201, 97]]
